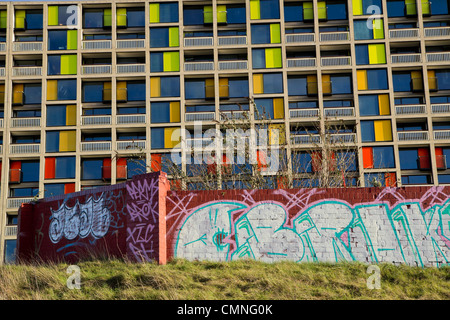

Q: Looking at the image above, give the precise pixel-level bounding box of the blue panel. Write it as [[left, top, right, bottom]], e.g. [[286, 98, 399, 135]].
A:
[[263, 73, 283, 94], [151, 102, 171, 123], [287, 77, 307, 96], [251, 24, 271, 44], [367, 69, 388, 90], [393, 73, 412, 92], [127, 82, 146, 101], [292, 152, 312, 173], [227, 5, 246, 24], [47, 55, 61, 75], [330, 75, 352, 94], [150, 52, 164, 72], [183, 7, 203, 25], [24, 84, 42, 105], [260, 0, 280, 19], [327, 2, 347, 20], [359, 95, 379, 116], [127, 158, 146, 178], [354, 21, 372, 40], [160, 3, 179, 23], [47, 105, 66, 126], [185, 80, 206, 99], [21, 161, 40, 182], [83, 10, 103, 28], [228, 79, 249, 98], [361, 120, 375, 142], [151, 128, 165, 149], [46, 131, 60, 152], [355, 45, 369, 65], [254, 98, 274, 119], [81, 159, 103, 180], [48, 30, 67, 50], [399, 149, 419, 170], [127, 9, 145, 27], [55, 156, 76, 179], [83, 82, 104, 103], [252, 49, 266, 69], [160, 77, 180, 97], [430, 0, 449, 15], [436, 71, 450, 90], [373, 146, 395, 168], [387, 0, 406, 17], [150, 28, 169, 48], [58, 79, 77, 100], [284, 3, 302, 22], [26, 10, 43, 30], [4, 240, 16, 264], [44, 183, 65, 197]]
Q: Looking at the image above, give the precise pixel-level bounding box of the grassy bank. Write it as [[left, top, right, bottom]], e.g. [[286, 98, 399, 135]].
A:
[[0, 259, 449, 300]]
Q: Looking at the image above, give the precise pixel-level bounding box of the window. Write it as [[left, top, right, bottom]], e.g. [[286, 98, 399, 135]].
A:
[[83, 8, 111, 29], [9, 160, 40, 183], [223, 4, 246, 24], [362, 146, 395, 169], [10, 187, 39, 197], [82, 158, 111, 180], [15, 9, 43, 30], [46, 130, 76, 152], [357, 69, 388, 90], [45, 156, 76, 179], [151, 102, 181, 124], [48, 55, 77, 75], [361, 120, 392, 142], [4, 240, 16, 264], [224, 77, 249, 98], [117, 7, 145, 28], [117, 158, 146, 179], [83, 82, 110, 103], [185, 79, 214, 100], [401, 175, 431, 185], [355, 44, 386, 65], [117, 106, 145, 115], [12, 83, 42, 105], [47, 79, 77, 101], [44, 183, 75, 197], [117, 81, 146, 101], [353, 0, 382, 15], [150, 2, 178, 23], [183, 6, 206, 25], [365, 173, 396, 187], [399, 148, 431, 170], [151, 127, 181, 149], [254, 98, 284, 119]]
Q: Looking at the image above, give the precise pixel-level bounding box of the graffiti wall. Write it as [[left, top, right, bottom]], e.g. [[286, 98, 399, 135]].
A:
[[166, 187, 450, 267]]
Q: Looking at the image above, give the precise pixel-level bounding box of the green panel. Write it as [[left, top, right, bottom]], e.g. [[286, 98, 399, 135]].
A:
[[103, 8, 112, 27], [250, 0, 261, 20], [67, 30, 77, 50], [204, 6, 213, 24], [352, 0, 363, 15], [0, 11, 7, 29], [61, 55, 77, 75], [405, 0, 417, 15], [303, 2, 313, 20], [373, 19, 384, 39], [149, 3, 160, 23], [318, 1, 327, 19], [422, 1, 430, 14], [163, 51, 179, 72], [15, 10, 26, 29], [217, 5, 227, 23], [368, 44, 386, 64], [117, 8, 127, 27], [48, 6, 59, 26], [265, 48, 282, 68], [169, 27, 179, 47], [270, 24, 281, 43]]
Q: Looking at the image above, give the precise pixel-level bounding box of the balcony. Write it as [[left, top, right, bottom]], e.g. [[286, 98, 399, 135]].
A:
[[324, 107, 354, 117], [319, 31, 349, 42], [426, 52, 450, 63], [10, 143, 40, 154], [116, 39, 145, 49], [291, 134, 321, 145], [286, 58, 316, 68], [12, 66, 42, 77], [398, 130, 429, 141], [81, 115, 112, 126], [10, 117, 41, 128], [424, 27, 450, 38], [328, 133, 356, 144], [289, 108, 319, 119], [321, 56, 351, 67], [218, 60, 248, 71], [434, 130, 450, 140], [431, 103, 450, 114], [285, 33, 315, 44], [186, 137, 217, 149], [117, 140, 146, 151], [389, 28, 419, 39], [218, 36, 247, 46], [395, 104, 426, 115], [12, 41, 42, 52], [185, 112, 215, 122], [220, 111, 247, 121], [7, 197, 34, 209], [82, 65, 112, 75], [82, 40, 112, 50], [80, 141, 111, 152], [116, 114, 146, 125], [116, 63, 146, 74], [391, 53, 422, 64], [184, 61, 214, 72], [184, 37, 214, 47], [4, 225, 18, 237]]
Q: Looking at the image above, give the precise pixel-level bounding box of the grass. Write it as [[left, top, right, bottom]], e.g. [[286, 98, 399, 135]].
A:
[[0, 258, 449, 300]]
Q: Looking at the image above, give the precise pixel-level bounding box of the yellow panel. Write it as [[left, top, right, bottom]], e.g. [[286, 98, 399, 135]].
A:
[[116, 81, 127, 101], [47, 80, 58, 100], [373, 19, 384, 39], [170, 102, 180, 123], [217, 5, 227, 23], [318, 1, 327, 20], [150, 77, 161, 97], [149, 3, 160, 23], [428, 70, 437, 90], [164, 127, 180, 149], [59, 130, 76, 152], [368, 44, 386, 64], [357, 70, 368, 90], [322, 74, 331, 94], [66, 105, 77, 125], [219, 78, 229, 98], [273, 98, 284, 119], [411, 70, 423, 91], [307, 75, 318, 95], [269, 124, 285, 145], [253, 74, 264, 94], [103, 82, 112, 102], [353, 0, 363, 15], [117, 8, 127, 27], [374, 120, 392, 142], [378, 94, 390, 115], [205, 79, 215, 98], [250, 0, 261, 20], [13, 83, 24, 105]]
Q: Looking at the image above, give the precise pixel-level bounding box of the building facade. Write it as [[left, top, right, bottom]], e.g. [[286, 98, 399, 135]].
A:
[[1, 0, 450, 263]]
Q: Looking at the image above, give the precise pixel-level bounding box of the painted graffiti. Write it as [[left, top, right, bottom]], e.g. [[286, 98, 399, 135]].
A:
[[49, 193, 111, 244], [174, 196, 450, 267]]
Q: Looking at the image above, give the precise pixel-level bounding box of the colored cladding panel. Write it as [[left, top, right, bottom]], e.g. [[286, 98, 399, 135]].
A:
[[418, 147, 431, 169], [149, 3, 160, 23], [64, 183, 75, 194], [303, 2, 313, 20], [163, 51, 179, 72], [204, 6, 213, 23], [169, 27, 179, 47], [61, 55, 77, 75], [436, 147, 446, 169], [66, 105, 76, 126], [59, 130, 76, 152], [15, 10, 26, 29], [164, 127, 180, 149], [318, 1, 327, 19], [368, 44, 386, 64], [378, 94, 390, 115], [0, 11, 7, 29], [422, 0, 431, 14], [273, 98, 284, 119], [322, 74, 332, 94], [428, 70, 437, 90], [265, 48, 282, 68], [117, 157, 128, 179], [269, 124, 285, 145], [117, 8, 127, 27], [219, 78, 229, 98], [353, 0, 363, 15], [13, 84, 24, 105], [117, 81, 127, 101], [170, 102, 181, 123], [373, 19, 384, 39], [151, 154, 162, 172], [150, 77, 161, 97], [253, 74, 264, 94], [357, 70, 368, 90], [405, 0, 417, 15], [270, 24, 281, 43], [374, 120, 392, 142], [67, 30, 78, 50], [362, 147, 374, 169], [45, 157, 56, 179], [307, 75, 318, 95], [10, 161, 22, 183], [385, 173, 396, 187], [205, 79, 215, 98], [411, 71, 424, 91], [48, 6, 59, 26], [217, 5, 227, 23], [250, 0, 261, 19], [102, 158, 112, 179], [104, 9, 112, 27], [103, 82, 112, 102]]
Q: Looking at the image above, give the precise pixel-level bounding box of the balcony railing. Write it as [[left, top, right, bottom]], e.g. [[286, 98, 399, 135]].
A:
[[398, 130, 429, 141], [12, 41, 42, 52], [287, 58, 316, 68], [186, 137, 217, 149], [80, 141, 111, 152], [12, 66, 42, 76], [116, 39, 145, 49], [220, 111, 247, 121], [10, 143, 40, 154], [391, 53, 422, 64], [291, 134, 321, 145], [7, 197, 34, 209], [184, 61, 214, 72], [321, 56, 351, 67], [81, 115, 112, 126], [395, 104, 426, 115], [434, 130, 450, 140], [117, 140, 146, 151], [289, 108, 319, 119], [116, 64, 146, 74], [5, 225, 18, 237], [218, 60, 248, 71], [11, 117, 41, 128], [116, 114, 146, 125], [82, 65, 112, 75], [324, 107, 354, 117], [0, 67, 5, 77], [389, 28, 419, 39], [424, 26, 450, 38], [184, 37, 214, 47], [426, 52, 450, 63], [285, 33, 315, 44], [319, 31, 349, 42], [185, 112, 215, 122], [431, 103, 450, 114], [218, 36, 247, 46], [328, 133, 356, 144], [0, 43, 5, 51], [82, 40, 112, 50]]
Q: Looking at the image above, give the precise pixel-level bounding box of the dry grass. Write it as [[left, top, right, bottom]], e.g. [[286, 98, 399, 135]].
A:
[[0, 258, 449, 300]]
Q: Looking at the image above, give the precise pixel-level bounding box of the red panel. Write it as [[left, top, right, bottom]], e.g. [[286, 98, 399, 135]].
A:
[[311, 151, 322, 172], [435, 147, 446, 169], [151, 154, 162, 172], [385, 173, 397, 187], [64, 183, 75, 194], [362, 147, 374, 169], [102, 158, 111, 179], [10, 160, 21, 183], [116, 157, 127, 179], [418, 147, 430, 169], [44, 157, 56, 179]]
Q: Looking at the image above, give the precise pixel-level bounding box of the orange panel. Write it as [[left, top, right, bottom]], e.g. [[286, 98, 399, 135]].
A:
[[311, 151, 322, 172], [418, 147, 430, 169], [45, 157, 56, 179], [102, 158, 112, 179], [151, 154, 162, 172], [384, 173, 397, 187], [10, 161, 21, 183], [116, 157, 127, 179], [64, 183, 75, 194], [257, 150, 267, 171], [362, 147, 374, 169], [435, 147, 446, 169]]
